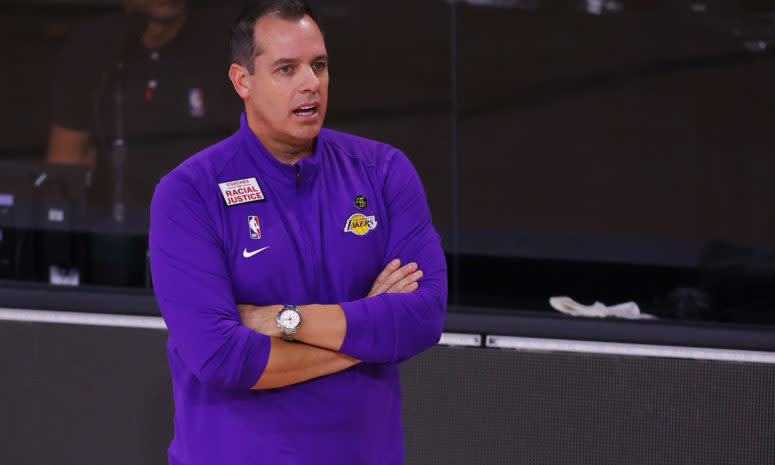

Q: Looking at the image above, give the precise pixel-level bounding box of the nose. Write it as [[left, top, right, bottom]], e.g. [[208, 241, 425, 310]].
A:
[[299, 65, 321, 94]]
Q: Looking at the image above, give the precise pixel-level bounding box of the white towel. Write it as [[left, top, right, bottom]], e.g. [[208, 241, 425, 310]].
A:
[[549, 296, 656, 320]]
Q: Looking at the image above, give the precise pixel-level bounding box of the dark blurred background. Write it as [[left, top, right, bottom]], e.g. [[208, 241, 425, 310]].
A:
[[0, 0, 773, 324]]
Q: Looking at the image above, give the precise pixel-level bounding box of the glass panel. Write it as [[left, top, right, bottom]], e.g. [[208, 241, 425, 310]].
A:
[[0, 2, 242, 287], [0, 1, 454, 291], [1, 0, 773, 327], [456, 1, 775, 323]]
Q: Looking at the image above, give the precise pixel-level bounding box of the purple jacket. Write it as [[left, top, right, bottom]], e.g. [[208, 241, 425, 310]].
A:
[[150, 113, 447, 465]]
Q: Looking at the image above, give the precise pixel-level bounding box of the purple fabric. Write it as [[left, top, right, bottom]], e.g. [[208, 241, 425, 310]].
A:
[[150, 112, 447, 465]]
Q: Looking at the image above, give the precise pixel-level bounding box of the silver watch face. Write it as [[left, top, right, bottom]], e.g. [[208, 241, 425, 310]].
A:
[[278, 309, 301, 330]]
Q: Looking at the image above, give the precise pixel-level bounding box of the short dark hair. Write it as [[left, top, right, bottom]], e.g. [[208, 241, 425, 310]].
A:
[[230, 0, 319, 74]]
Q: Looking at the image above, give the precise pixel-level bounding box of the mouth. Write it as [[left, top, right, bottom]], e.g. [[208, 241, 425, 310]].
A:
[[292, 103, 319, 119]]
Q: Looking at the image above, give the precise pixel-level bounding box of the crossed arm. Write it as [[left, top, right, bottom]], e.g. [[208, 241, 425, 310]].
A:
[[240, 260, 423, 389], [151, 150, 446, 393]]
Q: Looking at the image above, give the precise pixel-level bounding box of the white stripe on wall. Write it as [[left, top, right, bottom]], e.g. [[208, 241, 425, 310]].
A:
[[486, 335, 775, 364], [0, 308, 167, 330], [438, 332, 482, 347], [3, 308, 774, 364]]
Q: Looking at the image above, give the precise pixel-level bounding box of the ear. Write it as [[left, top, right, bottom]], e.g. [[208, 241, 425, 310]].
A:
[[228, 63, 250, 100]]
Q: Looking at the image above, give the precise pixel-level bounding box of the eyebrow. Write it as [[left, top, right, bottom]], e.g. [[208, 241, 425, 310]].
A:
[[269, 54, 329, 67]]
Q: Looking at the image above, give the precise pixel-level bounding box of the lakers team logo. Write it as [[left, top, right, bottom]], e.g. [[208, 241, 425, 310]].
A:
[[344, 213, 377, 236]]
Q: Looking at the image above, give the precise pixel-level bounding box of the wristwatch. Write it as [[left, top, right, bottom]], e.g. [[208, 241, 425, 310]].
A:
[[276, 304, 302, 341]]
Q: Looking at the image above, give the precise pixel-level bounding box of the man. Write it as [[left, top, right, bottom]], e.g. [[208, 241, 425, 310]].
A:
[[46, 0, 238, 285], [149, 1, 447, 464], [47, 0, 238, 211]]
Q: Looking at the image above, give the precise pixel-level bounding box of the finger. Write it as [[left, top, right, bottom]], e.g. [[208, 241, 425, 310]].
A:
[[386, 276, 420, 294], [378, 262, 417, 292], [378, 259, 402, 281], [367, 259, 402, 297], [370, 259, 401, 290], [386, 269, 423, 293], [368, 261, 421, 297], [371, 262, 414, 295]]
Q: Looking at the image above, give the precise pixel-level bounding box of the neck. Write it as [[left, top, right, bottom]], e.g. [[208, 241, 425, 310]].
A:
[[246, 114, 315, 165], [142, 15, 185, 49], [262, 138, 314, 165]]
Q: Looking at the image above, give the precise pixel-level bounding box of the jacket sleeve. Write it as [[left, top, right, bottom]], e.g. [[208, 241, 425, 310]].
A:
[[149, 171, 271, 389], [338, 149, 448, 364]]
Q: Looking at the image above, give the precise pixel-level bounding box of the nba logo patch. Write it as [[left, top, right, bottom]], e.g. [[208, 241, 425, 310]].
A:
[[248, 216, 261, 239]]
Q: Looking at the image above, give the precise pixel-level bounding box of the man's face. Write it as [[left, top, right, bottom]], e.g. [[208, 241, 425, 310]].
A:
[[244, 14, 329, 148]]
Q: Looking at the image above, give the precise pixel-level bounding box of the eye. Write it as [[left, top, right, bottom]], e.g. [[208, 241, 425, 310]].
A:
[[279, 64, 293, 74], [313, 61, 327, 72]]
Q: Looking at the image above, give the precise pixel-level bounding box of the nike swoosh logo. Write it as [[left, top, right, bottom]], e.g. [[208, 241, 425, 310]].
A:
[[243, 246, 270, 258]]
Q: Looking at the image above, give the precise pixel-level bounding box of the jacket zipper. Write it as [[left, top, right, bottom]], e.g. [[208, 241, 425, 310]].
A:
[[295, 164, 318, 300]]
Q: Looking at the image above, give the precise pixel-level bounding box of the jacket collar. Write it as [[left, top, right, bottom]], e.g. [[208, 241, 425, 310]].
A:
[[238, 112, 322, 185]]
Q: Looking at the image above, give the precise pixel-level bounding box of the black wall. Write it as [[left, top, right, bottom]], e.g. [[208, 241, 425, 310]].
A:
[[2, 319, 774, 465]]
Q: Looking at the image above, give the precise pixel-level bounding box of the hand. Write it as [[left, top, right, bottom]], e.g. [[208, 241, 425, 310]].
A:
[[237, 304, 283, 337], [366, 259, 423, 298]]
